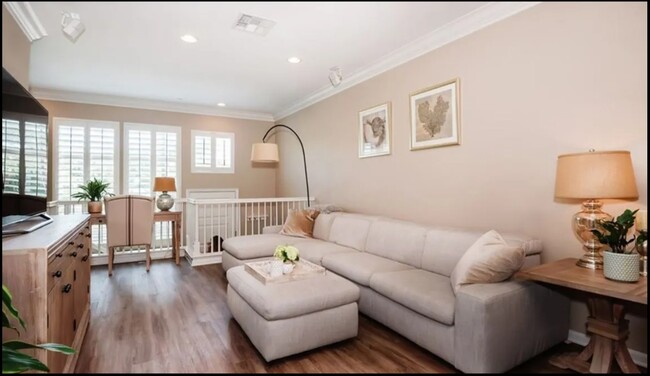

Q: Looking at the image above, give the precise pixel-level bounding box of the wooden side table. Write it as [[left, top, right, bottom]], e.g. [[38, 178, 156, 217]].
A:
[[517, 258, 646, 374]]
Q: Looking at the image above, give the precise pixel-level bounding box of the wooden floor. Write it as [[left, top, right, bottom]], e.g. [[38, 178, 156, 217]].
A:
[[76, 260, 591, 373]]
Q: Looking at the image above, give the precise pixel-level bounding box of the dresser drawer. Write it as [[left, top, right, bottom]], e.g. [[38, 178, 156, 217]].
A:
[[48, 233, 85, 293]]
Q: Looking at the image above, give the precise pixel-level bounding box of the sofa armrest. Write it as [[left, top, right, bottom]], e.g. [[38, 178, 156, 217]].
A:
[[453, 280, 569, 373], [262, 225, 283, 234]]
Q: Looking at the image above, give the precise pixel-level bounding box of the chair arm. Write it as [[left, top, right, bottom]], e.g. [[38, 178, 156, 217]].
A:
[[262, 225, 283, 234], [453, 280, 569, 373]]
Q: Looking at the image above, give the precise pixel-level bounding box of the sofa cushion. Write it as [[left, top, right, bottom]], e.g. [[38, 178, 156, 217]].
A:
[[369, 269, 456, 325], [422, 228, 484, 277], [226, 266, 359, 320], [279, 208, 320, 238], [328, 214, 374, 251], [365, 219, 427, 268], [450, 230, 524, 293], [291, 238, 359, 265], [223, 234, 301, 260], [313, 213, 340, 241], [322, 252, 413, 286]]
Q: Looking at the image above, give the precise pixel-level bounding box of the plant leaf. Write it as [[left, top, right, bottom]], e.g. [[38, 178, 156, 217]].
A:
[[2, 285, 26, 330], [3, 340, 75, 355], [1, 347, 49, 373]]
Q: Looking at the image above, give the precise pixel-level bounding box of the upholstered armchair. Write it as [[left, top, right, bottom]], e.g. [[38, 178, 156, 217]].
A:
[[104, 195, 154, 276]]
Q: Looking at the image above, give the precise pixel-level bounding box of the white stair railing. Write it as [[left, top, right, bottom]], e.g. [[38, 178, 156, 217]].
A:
[[184, 197, 313, 266]]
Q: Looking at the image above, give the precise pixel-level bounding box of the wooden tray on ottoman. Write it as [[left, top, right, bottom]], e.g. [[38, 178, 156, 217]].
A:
[[245, 259, 326, 285]]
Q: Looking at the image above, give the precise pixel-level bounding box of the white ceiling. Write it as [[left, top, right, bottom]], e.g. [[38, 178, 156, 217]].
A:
[[24, 2, 534, 120]]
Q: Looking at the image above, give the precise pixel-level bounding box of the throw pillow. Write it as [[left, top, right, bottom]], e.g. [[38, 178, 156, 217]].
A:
[[450, 230, 525, 294], [280, 209, 320, 238]]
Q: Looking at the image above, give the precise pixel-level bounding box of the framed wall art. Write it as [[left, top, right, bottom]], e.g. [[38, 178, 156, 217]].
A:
[[409, 78, 460, 150], [358, 102, 391, 158]]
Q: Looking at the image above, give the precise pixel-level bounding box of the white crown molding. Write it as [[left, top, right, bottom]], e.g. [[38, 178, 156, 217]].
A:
[[568, 330, 647, 368], [3, 2, 47, 42], [31, 88, 275, 122], [274, 2, 540, 120]]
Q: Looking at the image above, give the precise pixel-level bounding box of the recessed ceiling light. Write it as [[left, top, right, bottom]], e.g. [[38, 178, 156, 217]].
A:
[[180, 34, 198, 43], [288, 57, 301, 64], [217, 103, 226, 107]]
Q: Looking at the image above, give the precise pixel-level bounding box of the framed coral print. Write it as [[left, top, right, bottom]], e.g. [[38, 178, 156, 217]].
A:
[[409, 78, 460, 150], [359, 102, 391, 158]]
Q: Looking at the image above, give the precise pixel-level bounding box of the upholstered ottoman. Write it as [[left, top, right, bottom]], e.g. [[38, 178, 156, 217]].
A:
[[226, 265, 360, 361]]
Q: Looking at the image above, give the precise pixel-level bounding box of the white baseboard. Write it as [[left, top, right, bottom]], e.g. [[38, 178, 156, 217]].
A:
[[568, 329, 647, 368]]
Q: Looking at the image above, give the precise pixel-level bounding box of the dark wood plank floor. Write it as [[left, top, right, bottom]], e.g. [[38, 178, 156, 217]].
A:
[[75, 260, 591, 373]]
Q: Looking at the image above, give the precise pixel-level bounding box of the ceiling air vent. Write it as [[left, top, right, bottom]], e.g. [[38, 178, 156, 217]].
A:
[[233, 13, 276, 36]]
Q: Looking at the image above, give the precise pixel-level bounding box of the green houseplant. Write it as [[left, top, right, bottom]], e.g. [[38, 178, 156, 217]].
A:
[[71, 177, 113, 214], [592, 209, 640, 282], [2, 285, 75, 373]]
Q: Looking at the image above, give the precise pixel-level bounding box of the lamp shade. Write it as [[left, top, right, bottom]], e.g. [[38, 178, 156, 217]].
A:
[[251, 143, 279, 163], [153, 177, 176, 192], [554, 150, 638, 199]]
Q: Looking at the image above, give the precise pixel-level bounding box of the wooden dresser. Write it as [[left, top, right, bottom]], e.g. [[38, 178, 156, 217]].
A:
[[2, 214, 91, 373]]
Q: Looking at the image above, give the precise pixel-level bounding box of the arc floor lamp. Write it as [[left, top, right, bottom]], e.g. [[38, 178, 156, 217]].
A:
[[251, 124, 310, 207]]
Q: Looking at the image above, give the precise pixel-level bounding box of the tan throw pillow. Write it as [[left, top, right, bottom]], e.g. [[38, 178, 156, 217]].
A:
[[450, 230, 525, 294], [280, 209, 320, 238]]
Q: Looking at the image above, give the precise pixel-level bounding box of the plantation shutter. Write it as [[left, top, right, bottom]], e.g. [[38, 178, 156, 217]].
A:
[[1, 119, 21, 194], [54, 118, 119, 201], [215, 136, 232, 168], [57, 124, 86, 200], [23, 121, 48, 197]]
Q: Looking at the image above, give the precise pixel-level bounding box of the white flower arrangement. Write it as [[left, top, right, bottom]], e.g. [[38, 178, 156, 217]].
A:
[[274, 245, 300, 263]]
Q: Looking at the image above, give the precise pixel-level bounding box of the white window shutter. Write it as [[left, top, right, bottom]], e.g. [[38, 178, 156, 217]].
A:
[[57, 125, 86, 200], [2, 119, 21, 194], [127, 129, 152, 196]]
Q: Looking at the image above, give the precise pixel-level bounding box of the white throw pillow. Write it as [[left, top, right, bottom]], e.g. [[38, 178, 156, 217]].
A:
[[450, 230, 525, 294]]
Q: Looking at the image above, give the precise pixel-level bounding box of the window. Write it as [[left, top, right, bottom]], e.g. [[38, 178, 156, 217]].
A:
[[2, 117, 48, 197], [123, 123, 181, 197], [191, 130, 234, 173], [53, 118, 119, 200]]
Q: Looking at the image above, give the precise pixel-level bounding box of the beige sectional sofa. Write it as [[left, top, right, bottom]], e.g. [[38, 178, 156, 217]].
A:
[[222, 212, 569, 373]]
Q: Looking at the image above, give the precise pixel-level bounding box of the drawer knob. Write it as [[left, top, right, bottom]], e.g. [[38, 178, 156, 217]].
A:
[[77, 244, 84, 249], [86, 234, 91, 238], [52, 270, 62, 278], [81, 255, 89, 262], [63, 284, 72, 293], [70, 251, 78, 258], [56, 253, 63, 258], [68, 241, 75, 245]]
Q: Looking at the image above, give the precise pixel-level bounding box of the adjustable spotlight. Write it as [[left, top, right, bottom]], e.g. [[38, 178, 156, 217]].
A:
[[329, 66, 343, 87], [61, 12, 85, 42]]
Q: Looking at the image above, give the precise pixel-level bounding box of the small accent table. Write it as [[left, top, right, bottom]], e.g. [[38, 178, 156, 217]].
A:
[[517, 258, 646, 373], [90, 211, 182, 265]]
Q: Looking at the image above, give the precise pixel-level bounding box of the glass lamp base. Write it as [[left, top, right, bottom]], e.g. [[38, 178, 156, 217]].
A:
[[572, 200, 611, 270], [156, 192, 174, 211]]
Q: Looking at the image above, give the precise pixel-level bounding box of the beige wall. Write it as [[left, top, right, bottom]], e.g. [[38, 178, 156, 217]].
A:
[[277, 3, 647, 352], [41, 100, 276, 199], [2, 6, 31, 88]]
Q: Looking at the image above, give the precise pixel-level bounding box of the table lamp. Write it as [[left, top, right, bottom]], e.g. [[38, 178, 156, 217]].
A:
[[554, 150, 638, 269], [153, 177, 177, 211]]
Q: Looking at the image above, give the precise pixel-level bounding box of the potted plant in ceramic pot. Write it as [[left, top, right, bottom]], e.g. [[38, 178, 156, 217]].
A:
[[592, 209, 640, 282], [72, 177, 114, 214]]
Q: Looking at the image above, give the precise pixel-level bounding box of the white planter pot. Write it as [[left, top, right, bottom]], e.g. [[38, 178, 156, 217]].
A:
[[603, 251, 640, 282], [282, 262, 295, 274]]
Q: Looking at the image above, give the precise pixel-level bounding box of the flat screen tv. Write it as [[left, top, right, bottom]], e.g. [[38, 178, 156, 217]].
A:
[[2, 67, 52, 234]]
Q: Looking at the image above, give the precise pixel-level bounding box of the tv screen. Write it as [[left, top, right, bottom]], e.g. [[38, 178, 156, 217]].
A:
[[2, 67, 49, 227]]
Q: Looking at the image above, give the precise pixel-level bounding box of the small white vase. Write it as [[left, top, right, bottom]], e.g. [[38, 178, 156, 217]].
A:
[[603, 251, 640, 282], [282, 262, 295, 274]]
